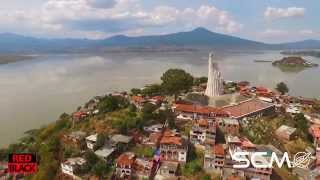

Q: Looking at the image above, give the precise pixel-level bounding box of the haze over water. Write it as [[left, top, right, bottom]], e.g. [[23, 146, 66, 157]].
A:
[[0, 50, 319, 147]]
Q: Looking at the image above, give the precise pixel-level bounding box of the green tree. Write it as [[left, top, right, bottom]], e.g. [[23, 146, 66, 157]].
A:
[[161, 69, 194, 100], [98, 95, 129, 113], [94, 133, 106, 150], [276, 82, 289, 95], [142, 84, 162, 96], [131, 88, 142, 95], [194, 76, 208, 86], [294, 113, 309, 134], [84, 151, 99, 167], [92, 161, 110, 178], [141, 103, 157, 122]]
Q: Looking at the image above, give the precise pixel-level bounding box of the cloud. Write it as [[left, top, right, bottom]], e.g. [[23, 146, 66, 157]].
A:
[[264, 7, 305, 20], [0, 0, 242, 38], [259, 28, 319, 43], [86, 0, 117, 9], [261, 29, 288, 37]]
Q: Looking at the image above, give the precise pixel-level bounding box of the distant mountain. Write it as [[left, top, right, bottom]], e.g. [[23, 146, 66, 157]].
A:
[[277, 39, 320, 49], [0, 27, 319, 53], [99, 28, 268, 48]]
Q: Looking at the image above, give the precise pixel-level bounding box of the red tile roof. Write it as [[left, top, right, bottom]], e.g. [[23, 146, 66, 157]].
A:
[[222, 99, 274, 119], [214, 144, 225, 156], [116, 152, 135, 167], [160, 129, 183, 146], [132, 96, 146, 103], [73, 111, 87, 117], [174, 104, 227, 116], [228, 176, 241, 180], [310, 125, 320, 138], [198, 119, 209, 127]]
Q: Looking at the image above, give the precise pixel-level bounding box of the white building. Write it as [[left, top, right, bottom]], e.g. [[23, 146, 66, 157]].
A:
[[61, 157, 86, 178], [85, 134, 97, 150]]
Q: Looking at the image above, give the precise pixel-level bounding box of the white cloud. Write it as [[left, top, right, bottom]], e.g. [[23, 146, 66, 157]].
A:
[[259, 28, 319, 43], [0, 0, 242, 38], [264, 7, 305, 20], [261, 29, 288, 37]]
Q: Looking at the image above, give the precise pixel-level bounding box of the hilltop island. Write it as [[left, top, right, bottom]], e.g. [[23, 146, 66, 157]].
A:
[[272, 56, 318, 72]]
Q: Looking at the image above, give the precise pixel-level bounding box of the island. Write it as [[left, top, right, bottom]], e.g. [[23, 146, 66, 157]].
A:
[[272, 56, 318, 72]]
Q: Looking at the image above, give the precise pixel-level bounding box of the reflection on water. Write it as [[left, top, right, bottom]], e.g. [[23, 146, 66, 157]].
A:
[[0, 50, 319, 147]]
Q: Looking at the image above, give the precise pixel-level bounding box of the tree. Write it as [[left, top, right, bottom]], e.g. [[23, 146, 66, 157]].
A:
[[141, 103, 157, 122], [294, 113, 309, 133], [194, 76, 208, 86], [84, 151, 99, 167], [92, 161, 110, 178], [161, 69, 194, 100], [131, 88, 142, 95], [142, 84, 162, 96], [276, 82, 289, 95], [94, 133, 106, 150]]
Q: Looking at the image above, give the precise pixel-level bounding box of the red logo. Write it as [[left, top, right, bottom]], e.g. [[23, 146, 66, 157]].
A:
[[8, 153, 38, 174]]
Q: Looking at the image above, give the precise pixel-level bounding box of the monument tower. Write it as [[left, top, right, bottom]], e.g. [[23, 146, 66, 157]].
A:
[[205, 53, 223, 97]]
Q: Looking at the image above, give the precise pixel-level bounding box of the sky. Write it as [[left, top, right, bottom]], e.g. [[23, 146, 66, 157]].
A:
[[0, 0, 319, 43]]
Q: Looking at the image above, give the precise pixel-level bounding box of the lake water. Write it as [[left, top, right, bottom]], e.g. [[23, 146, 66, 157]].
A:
[[0, 50, 319, 147]]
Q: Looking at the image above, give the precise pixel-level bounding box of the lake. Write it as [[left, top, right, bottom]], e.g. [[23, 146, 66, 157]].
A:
[[0, 50, 319, 147]]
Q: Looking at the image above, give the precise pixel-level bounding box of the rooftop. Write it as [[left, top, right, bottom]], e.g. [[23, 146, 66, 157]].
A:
[[94, 146, 115, 158], [111, 134, 133, 144], [222, 99, 274, 119], [63, 157, 86, 166], [174, 103, 227, 115], [214, 144, 225, 156], [276, 125, 297, 136], [223, 118, 239, 125], [86, 134, 98, 142], [310, 125, 320, 138], [159, 161, 179, 171], [116, 152, 136, 166]]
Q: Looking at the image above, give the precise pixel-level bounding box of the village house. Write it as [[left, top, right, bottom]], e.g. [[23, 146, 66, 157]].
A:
[[309, 125, 320, 166], [222, 168, 245, 180], [111, 134, 133, 150], [94, 144, 116, 164], [159, 130, 188, 163], [148, 95, 165, 105], [131, 95, 147, 109], [115, 152, 136, 179], [142, 132, 162, 148], [173, 103, 228, 121], [155, 161, 179, 180], [222, 99, 275, 121], [243, 154, 272, 180], [286, 104, 301, 114], [143, 124, 164, 133], [217, 118, 240, 135], [61, 131, 86, 150], [85, 134, 97, 150], [189, 119, 216, 145], [203, 144, 225, 173], [72, 111, 88, 122], [61, 157, 86, 179], [132, 158, 155, 179], [275, 125, 297, 141]]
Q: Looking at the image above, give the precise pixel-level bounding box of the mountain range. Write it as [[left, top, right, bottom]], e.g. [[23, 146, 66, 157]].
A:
[[0, 27, 320, 53]]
